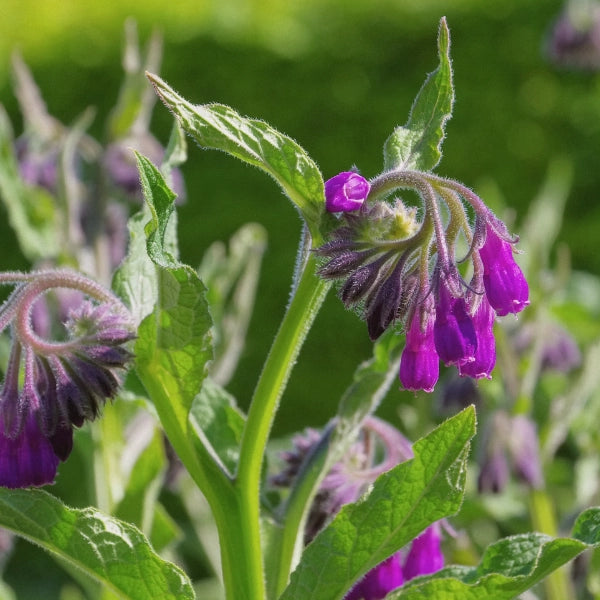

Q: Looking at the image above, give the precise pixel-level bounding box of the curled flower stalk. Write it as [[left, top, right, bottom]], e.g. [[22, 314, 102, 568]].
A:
[[0, 269, 134, 488], [317, 169, 529, 392]]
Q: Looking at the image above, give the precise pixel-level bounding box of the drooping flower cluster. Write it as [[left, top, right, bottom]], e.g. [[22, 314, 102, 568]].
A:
[[317, 170, 529, 392], [271, 418, 445, 598], [0, 269, 134, 488]]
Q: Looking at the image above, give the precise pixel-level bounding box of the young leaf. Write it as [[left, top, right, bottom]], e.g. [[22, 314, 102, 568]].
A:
[[390, 507, 600, 599], [188, 377, 246, 476], [112, 206, 163, 326], [133, 152, 211, 406], [131, 153, 231, 502], [147, 72, 325, 235], [279, 406, 476, 600], [383, 17, 453, 173], [0, 488, 194, 600]]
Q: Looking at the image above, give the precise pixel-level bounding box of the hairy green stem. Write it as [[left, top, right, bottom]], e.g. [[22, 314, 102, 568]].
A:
[[234, 249, 331, 600]]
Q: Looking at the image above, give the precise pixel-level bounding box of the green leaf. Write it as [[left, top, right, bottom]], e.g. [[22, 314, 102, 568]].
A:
[[147, 72, 325, 235], [107, 21, 162, 140], [133, 152, 212, 413], [391, 507, 600, 599], [115, 428, 166, 536], [150, 504, 181, 554], [188, 378, 246, 476], [113, 151, 180, 325], [383, 17, 453, 172], [0, 488, 194, 600], [0, 105, 59, 261], [280, 406, 476, 600], [131, 153, 231, 504], [112, 207, 162, 326]]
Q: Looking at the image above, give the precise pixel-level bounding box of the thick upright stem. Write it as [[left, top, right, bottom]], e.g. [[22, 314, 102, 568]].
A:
[[233, 250, 331, 600]]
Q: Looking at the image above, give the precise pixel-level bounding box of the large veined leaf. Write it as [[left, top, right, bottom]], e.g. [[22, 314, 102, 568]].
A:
[[383, 17, 453, 173], [280, 406, 476, 600], [391, 506, 600, 599], [147, 72, 325, 235], [0, 488, 194, 600]]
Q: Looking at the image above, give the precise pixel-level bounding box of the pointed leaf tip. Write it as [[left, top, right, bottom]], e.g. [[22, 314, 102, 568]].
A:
[[383, 17, 454, 173]]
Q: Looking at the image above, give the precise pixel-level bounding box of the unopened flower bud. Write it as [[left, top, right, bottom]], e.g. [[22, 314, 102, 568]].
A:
[[478, 224, 529, 316], [325, 171, 370, 212]]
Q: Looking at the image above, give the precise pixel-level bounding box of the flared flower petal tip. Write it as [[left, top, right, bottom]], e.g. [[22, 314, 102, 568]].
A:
[[0, 414, 66, 488], [325, 172, 370, 213], [479, 225, 529, 317]]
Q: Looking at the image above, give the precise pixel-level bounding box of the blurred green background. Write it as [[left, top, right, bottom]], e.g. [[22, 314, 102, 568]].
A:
[[0, 0, 597, 437]]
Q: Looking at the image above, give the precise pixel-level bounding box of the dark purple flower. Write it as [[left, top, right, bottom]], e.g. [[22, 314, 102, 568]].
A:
[[403, 523, 445, 581], [399, 302, 439, 393], [345, 552, 404, 600], [0, 271, 134, 488], [366, 259, 406, 341], [272, 418, 414, 544], [325, 171, 370, 212], [439, 377, 482, 414], [433, 282, 477, 367], [478, 224, 529, 316], [458, 296, 496, 379], [0, 412, 61, 489]]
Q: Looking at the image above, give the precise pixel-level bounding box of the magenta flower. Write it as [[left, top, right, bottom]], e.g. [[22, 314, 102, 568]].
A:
[[458, 296, 496, 379], [399, 302, 439, 393], [345, 524, 444, 600], [433, 282, 477, 367], [403, 523, 445, 581], [345, 552, 404, 600], [478, 224, 529, 316], [325, 171, 370, 212]]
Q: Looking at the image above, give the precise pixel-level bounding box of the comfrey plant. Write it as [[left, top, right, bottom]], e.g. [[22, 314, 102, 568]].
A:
[[0, 16, 599, 600]]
